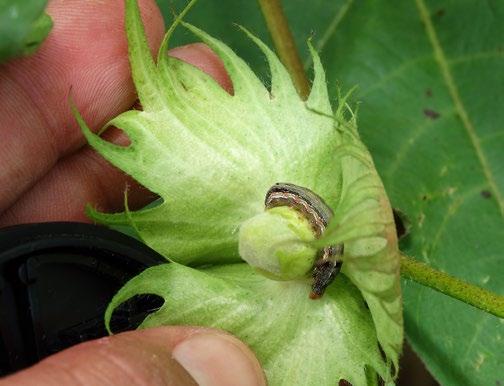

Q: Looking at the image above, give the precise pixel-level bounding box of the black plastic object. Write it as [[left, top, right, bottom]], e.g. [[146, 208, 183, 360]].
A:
[[0, 222, 165, 376]]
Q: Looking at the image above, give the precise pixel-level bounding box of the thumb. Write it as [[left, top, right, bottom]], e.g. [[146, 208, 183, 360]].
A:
[[0, 327, 266, 386]]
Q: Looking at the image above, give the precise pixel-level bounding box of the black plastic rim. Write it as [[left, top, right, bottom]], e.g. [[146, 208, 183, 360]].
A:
[[0, 222, 165, 375]]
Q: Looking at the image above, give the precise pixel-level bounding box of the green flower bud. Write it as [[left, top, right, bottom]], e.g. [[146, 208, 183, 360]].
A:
[[238, 206, 318, 280]]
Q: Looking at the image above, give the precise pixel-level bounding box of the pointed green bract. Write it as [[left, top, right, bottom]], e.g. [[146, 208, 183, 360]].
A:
[[313, 111, 402, 372], [105, 263, 389, 386], [75, 0, 403, 383]]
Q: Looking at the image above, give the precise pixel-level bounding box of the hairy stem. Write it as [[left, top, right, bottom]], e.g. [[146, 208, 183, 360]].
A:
[[400, 253, 504, 318], [257, 0, 310, 99]]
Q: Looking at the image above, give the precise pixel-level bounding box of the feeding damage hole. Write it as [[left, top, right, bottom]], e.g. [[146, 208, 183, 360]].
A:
[[481, 190, 492, 199], [423, 108, 440, 120], [109, 294, 164, 334], [435, 8, 446, 18], [421, 194, 431, 201]]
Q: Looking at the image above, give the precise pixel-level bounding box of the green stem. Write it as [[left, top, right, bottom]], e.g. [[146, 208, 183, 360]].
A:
[[257, 0, 310, 99], [400, 253, 504, 318]]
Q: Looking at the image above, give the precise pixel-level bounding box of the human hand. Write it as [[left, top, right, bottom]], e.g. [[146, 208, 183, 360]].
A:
[[0, 326, 265, 386], [0, 0, 232, 227], [0, 1, 263, 385]]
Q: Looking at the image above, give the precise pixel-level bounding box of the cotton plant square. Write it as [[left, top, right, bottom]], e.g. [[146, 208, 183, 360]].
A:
[[72, 0, 403, 384]]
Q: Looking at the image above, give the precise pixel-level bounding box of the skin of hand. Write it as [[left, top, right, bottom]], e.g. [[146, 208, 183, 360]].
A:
[[0, 1, 264, 385]]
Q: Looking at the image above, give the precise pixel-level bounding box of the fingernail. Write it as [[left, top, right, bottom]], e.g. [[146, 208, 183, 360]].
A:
[[172, 332, 266, 386]]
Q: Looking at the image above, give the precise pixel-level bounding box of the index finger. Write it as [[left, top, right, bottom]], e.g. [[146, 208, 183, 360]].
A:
[[0, 0, 164, 213]]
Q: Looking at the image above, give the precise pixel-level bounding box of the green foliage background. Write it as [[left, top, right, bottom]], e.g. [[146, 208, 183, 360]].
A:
[[158, 0, 504, 385]]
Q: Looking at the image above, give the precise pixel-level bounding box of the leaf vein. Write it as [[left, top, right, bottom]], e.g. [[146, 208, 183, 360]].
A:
[[359, 55, 433, 97], [428, 184, 487, 255], [449, 50, 504, 65], [385, 107, 456, 179], [415, 0, 504, 216], [304, 0, 355, 68]]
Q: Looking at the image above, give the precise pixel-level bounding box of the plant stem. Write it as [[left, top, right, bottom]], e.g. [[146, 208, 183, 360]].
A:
[[400, 253, 504, 318], [257, 0, 310, 99]]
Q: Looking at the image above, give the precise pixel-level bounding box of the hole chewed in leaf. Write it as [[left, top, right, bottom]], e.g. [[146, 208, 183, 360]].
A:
[[423, 108, 440, 120], [435, 8, 446, 18], [481, 190, 492, 199]]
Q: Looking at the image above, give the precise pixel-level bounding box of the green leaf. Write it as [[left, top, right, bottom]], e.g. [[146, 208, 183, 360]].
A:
[[0, 0, 52, 63], [310, 1, 504, 385], [74, 0, 404, 383], [156, 0, 350, 81], [106, 263, 389, 386]]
